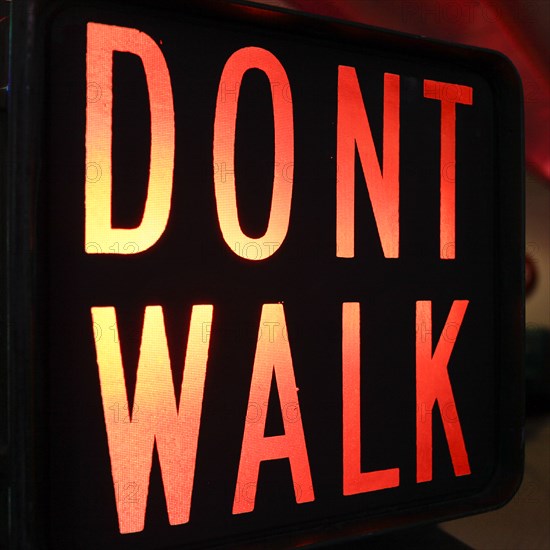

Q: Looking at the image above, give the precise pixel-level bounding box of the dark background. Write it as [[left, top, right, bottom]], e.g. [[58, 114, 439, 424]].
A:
[[43, 2, 508, 548]]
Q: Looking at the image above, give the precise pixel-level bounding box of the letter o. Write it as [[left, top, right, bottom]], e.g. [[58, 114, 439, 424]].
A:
[[213, 47, 294, 261]]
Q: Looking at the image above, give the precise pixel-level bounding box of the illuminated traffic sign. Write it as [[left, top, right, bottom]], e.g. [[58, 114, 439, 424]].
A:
[[5, 0, 523, 548]]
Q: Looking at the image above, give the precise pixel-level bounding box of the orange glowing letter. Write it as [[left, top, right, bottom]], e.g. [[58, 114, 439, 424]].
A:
[[86, 23, 174, 254], [214, 47, 294, 260], [416, 300, 471, 482], [233, 304, 314, 513], [91, 305, 213, 533], [423, 80, 473, 259], [342, 303, 400, 494], [337, 68, 400, 258]]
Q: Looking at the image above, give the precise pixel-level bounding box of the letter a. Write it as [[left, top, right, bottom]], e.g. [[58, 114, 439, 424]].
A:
[[233, 304, 314, 513]]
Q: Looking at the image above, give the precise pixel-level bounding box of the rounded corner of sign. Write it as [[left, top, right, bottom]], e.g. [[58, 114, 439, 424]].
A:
[[479, 48, 524, 104], [472, 451, 525, 514]]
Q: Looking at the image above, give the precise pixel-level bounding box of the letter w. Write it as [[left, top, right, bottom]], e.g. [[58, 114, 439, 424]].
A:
[[91, 305, 213, 534]]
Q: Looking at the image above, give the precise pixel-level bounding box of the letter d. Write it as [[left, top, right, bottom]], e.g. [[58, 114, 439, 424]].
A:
[[85, 23, 174, 254]]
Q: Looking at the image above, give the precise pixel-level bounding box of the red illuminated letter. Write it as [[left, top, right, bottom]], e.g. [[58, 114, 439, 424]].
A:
[[342, 303, 400, 494], [91, 305, 213, 533], [233, 304, 314, 513], [423, 80, 473, 259], [214, 47, 294, 260], [416, 300, 471, 482], [337, 68, 400, 258], [86, 23, 174, 254]]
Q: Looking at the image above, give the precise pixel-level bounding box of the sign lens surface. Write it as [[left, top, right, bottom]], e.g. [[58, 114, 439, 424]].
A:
[[41, 2, 522, 548]]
